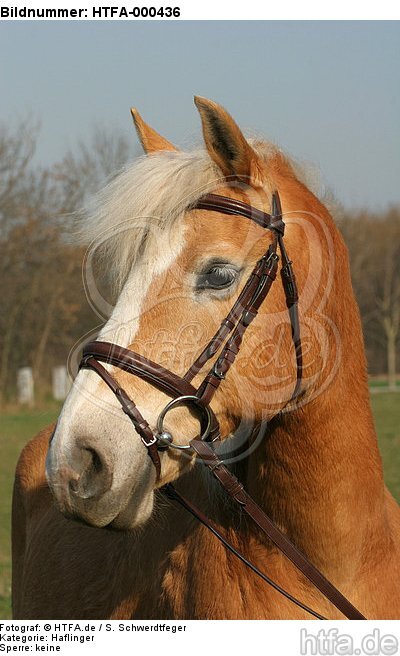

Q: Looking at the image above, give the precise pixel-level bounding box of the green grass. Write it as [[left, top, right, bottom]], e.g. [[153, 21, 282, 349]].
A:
[[372, 393, 400, 501], [370, 380, 400, 389], [0, 394, 399, 619]]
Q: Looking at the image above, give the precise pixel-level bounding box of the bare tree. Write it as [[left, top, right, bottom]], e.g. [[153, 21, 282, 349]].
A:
[[53, 126, 132, 212], [341, 208, 400, 386], [373, 211, 400, 390], [0, 123, 132, 402]]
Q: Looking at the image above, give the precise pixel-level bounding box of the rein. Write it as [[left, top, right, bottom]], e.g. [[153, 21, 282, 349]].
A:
[[79, 191, 366, 620]]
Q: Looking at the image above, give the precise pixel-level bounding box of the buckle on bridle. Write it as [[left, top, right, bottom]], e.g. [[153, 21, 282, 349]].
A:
[[141, 433, 159, 448], [212, 360, 226, 380]]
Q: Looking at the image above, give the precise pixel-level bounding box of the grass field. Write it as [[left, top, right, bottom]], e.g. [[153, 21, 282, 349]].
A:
[[0, 393, 399, 619]]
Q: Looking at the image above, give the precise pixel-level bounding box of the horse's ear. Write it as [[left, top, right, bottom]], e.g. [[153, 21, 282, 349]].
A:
[[194, 96, 265, 188], [130, 108, 177, 153]]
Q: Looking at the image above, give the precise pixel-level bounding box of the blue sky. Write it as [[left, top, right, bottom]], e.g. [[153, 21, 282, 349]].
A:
[[1, 21, 399, 210]]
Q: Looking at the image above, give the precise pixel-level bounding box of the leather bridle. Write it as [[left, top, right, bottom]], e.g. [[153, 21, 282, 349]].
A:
[[78, 191, 366, 620]]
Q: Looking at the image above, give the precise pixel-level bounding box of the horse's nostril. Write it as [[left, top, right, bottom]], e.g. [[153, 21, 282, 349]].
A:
[[69, 446, 113, 501], [90, 448, 103, 474], [68, 477, 95, 501], [69, 476, 95, 500]]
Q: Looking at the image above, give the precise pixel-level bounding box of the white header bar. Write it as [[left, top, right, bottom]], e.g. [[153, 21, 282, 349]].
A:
[[0, 0, 399, 20]]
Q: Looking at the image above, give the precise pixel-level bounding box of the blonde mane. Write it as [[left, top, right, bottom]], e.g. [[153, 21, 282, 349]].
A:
[[72, 140, 323, 292], [74, 149, 219, 291]]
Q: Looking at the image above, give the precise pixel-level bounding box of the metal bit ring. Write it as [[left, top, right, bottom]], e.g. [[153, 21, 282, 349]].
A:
[[156, 395, 212, 450]]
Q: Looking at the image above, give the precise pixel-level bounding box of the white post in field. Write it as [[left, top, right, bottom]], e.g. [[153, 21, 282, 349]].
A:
[[17, 367, 34, 406], [52, 365, 70, 401]]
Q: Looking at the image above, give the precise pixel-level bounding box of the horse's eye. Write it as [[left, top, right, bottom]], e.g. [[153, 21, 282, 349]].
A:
[[196, 263, 239, 291]]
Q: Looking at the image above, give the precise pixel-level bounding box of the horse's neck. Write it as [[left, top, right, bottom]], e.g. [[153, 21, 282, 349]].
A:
[[242, 365, 386, 583], [228, 171, 389, 582]]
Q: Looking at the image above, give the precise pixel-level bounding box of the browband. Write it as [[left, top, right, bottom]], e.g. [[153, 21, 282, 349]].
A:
[[194, 193, 285, 234]]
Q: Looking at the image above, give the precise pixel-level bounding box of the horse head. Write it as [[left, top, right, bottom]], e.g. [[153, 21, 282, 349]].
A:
[[46, 97, 340, 529]]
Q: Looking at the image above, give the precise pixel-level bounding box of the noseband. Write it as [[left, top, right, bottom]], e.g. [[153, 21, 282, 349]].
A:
[[78, 191, 366, 621]]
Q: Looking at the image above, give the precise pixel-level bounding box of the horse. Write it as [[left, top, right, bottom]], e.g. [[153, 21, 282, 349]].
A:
[[12, 97, 400, 620]]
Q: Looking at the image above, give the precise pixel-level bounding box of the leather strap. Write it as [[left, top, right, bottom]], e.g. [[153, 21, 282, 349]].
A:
[[83, 341, 201, 398], [186, 191, 302, 405], [188, 439, 366, 620], [184, 247, 278, 382], [273, 191, 302, 401], [194, 193, 285, 235], [162, 483, 327, 620], [81, 356, 161, 479], [197, 247, 279, 404], [81, 341, 220, 441]]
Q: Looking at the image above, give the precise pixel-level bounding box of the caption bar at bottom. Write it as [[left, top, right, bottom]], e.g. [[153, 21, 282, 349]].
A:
[[0, 621, 399, 655]]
